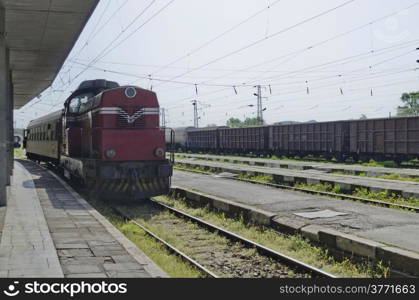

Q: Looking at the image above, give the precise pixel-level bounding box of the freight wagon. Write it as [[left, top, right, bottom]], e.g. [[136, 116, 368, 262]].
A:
[[349, 116, 419, 162], [177, 115, 419, 162], [219, 126, 269, 155], [268, 121, 350, 160], [186, 127, 226, 151]]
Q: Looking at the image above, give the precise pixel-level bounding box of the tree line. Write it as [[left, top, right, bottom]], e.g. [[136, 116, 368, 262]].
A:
[[218, 91, 419, 127]]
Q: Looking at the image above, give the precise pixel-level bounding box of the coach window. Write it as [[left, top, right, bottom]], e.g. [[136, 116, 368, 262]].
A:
[[55, 123, 60, 139], [47, 124, 52, 140]]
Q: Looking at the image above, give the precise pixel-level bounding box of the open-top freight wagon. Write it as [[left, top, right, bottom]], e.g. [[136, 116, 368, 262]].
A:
[[268, 121, 350, 160], [219, 126, 269, 155], [174, 116, 419, 162], [349, 116, 419, 162]]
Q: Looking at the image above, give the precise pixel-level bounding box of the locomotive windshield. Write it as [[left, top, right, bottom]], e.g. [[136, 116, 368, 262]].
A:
[[67, 92, 94, 114]]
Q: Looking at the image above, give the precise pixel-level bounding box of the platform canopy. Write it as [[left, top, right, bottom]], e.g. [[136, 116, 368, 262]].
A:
[[0, 0, 99, 108]]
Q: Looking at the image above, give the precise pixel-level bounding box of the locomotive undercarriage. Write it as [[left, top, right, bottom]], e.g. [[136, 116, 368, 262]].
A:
[[61, 156, 172, 200]]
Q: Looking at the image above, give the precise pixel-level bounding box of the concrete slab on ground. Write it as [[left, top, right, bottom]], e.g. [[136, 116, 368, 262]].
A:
[[177, 153, 419, 178], [175, 158, 419, 198], [172, 169, 419, 254]]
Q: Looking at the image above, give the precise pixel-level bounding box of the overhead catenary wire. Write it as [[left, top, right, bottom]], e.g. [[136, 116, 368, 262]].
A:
[[33, 1, 419, 106], [70, 0, 163, 83], [163, 40, 419, 109], [17, 1, 419, 127], [147, 0, 284, 77], [68, 53, 418, 92], [153, 0, 358, 89], [157, 1, 419, 98], [66, 0, 114, 75], [20, 0, 174, 115]]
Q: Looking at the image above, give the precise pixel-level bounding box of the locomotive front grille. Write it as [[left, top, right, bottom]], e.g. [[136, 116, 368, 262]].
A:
[[117, 107, 145, 128]]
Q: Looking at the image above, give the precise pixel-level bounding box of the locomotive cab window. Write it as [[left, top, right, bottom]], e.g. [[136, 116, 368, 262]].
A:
[[67, 92, 94, 114]]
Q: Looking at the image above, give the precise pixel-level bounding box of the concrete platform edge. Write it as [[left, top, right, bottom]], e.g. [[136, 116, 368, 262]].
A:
[[172, 186, 419, 275], [45, 169, 168, 278], [176, 160, 419, 199]]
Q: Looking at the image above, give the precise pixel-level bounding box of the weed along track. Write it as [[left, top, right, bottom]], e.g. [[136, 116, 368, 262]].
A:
[[111, 200, 334, 278]]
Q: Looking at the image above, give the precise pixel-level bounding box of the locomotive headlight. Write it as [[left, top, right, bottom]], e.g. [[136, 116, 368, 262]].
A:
[[105, 148, 116, 159], [125, 87, 137, 98], [154, 147, 165, 158]]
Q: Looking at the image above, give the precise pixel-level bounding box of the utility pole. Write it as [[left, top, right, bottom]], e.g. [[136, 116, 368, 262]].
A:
[[161, 108, 166, 127], [254, 85, 263, 124], [192, 100, 199, 128]]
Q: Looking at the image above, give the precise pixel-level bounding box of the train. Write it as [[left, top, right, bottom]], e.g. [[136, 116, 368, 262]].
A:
[[24, 79, 173, 200], [168, 116, 419, 162]]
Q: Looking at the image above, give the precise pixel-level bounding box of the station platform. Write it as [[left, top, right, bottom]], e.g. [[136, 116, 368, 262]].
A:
[[176, 158, 419, 199], [0, 160, 167, 278], [172, 169, 419, 274], [177, 153, 419, 178]]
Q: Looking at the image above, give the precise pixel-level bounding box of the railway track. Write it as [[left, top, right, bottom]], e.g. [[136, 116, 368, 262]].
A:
[[174, 165, 419, 213], [111, 199, 336, 278]]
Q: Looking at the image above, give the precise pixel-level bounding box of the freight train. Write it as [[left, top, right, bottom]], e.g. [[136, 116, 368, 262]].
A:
[[168, 116, 419, 162], [24, 79, 173, 200]]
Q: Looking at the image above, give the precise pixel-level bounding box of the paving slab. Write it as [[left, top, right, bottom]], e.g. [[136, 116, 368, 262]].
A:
[[0, 160, 167, 278], [0, 162, 63, 277]]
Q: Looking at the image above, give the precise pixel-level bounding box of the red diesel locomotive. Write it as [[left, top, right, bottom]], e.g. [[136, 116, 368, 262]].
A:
[[24, 79, 173, 200]]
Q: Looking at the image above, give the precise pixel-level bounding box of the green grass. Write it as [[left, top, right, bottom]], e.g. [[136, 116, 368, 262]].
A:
[[294, 182, 343, 194], [294, 182, 419, 211], [237, 173, 276, 183], [360, 159, 399, 168], [352, 188, 419, 209], [177, 152, 419, 169], [174, 163, 212, 174], [86, 198, 205, 278], [156, 195, 390, 278], [375, 173, 419, 183], [331, 170, 419, 183]]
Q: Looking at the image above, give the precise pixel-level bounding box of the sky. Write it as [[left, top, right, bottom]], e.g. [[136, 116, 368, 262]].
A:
[[14, 0, 419, 128]]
